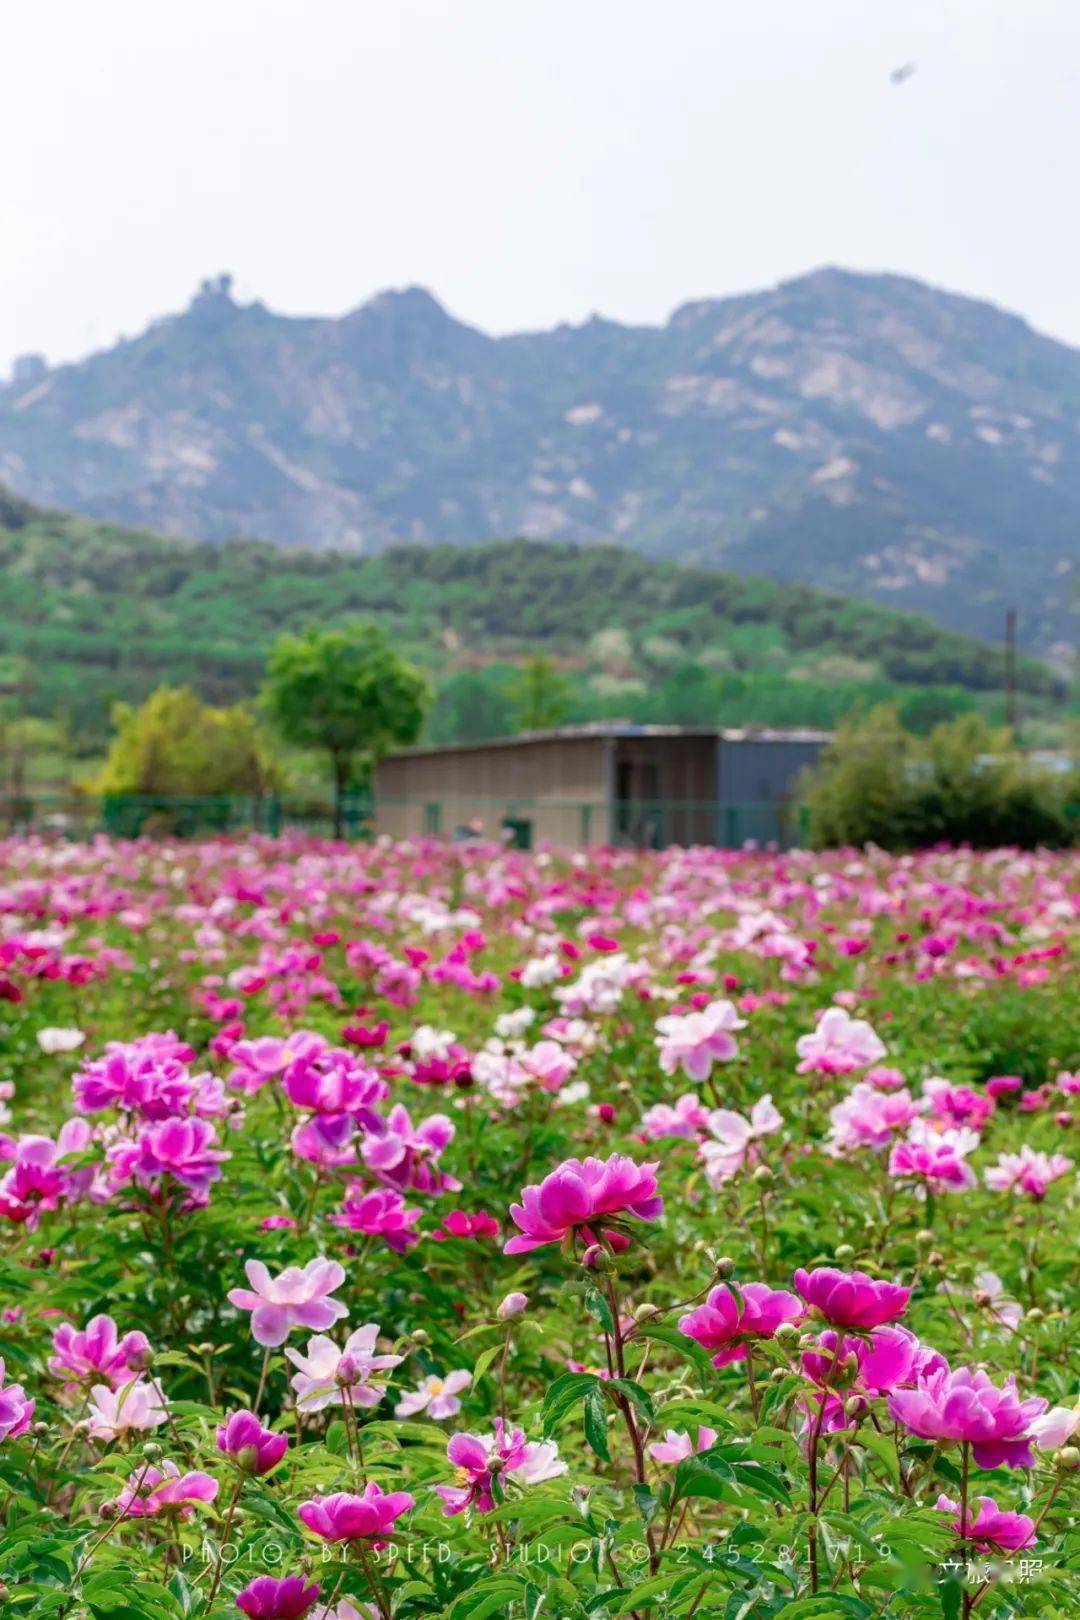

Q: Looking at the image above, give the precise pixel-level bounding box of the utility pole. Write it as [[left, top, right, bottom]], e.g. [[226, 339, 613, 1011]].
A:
[[1004, 607, 1017, 735]]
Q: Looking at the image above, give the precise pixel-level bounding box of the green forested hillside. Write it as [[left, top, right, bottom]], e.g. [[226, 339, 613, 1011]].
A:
[[0, 490, 1065, 755]]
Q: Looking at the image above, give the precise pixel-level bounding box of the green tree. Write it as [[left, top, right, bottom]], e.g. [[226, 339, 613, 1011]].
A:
[[261, 624, 429, 836], [508, 654, 571, 732], [426, 666, 515, 745], [804, 706, 1072, 850], [95, 686, 275, 797]]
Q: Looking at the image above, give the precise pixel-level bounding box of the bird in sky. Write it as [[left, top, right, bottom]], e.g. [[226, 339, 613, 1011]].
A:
[[890, 62, 917, 86]]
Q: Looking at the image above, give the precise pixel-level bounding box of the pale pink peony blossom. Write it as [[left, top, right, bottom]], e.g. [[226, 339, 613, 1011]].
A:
[[286, 1327, 402, 1413], [84, 1379, 168, 1440], [228, 1258, 348, 1348], [796, 1008, 886, 1075], [654, 1000, 745, 1081], [699, 1095, 782, 1187], [394, 1369, 471, 1420], [984, 1146, 1073, 1200], [648, 1425, 718, 1464]]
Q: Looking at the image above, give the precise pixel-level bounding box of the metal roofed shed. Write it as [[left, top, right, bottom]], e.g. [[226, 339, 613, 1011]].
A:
[[372, 724, 829, 848]]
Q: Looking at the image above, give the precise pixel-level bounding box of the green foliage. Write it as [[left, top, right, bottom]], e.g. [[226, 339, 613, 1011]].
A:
[[94, 685, 274, 796], [0, 500, 1066, 757], [261, 624, 429, 828], [507, 655, 572, 732], [805, 708, 1075, 850]]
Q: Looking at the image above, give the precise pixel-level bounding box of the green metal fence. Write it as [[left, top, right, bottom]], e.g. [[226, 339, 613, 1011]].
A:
[[0, 793, 373, 841]]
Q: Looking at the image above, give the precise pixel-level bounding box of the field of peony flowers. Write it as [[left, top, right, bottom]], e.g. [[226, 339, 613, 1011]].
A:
[[0, 832, 1076, 1620]]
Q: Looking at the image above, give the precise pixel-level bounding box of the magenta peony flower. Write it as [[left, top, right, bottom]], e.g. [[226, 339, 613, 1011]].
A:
[[679, 1281, 802, 1367], [236, 1577, 322, 1620], [794, 1267, 909, 1330], [361, 1103, 460, 1196], [227, 1257, 348, 1347], [934, 1494, 1036, 1552], [216, 1410, 289, 1474], [329, 1184, 421, 1252], [48, 1314, 151, 1390], [432, 1208, 499, 1241], [504, 1154, 662, 1255], [0, 1359, 34, 1441], [108, 1115, 230, 1199], [297, 1482, 414, 1542], [889, 1365, 1048, 1468], [887, 1123, 978, 1192], [434, 1420, 566, 1515], [800, 1325, 946, 1392]]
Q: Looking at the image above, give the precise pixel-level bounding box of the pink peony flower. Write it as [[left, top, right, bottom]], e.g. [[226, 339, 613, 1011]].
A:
[[794, 1267, 909, 1330], [648, 1425, 718, 1464], [48, 1314, 151, 1390], [0, 1119, 95, 1227], [888, 1365, 1047, 1468], [286, 1327, 402, 1413], [113, 1460, 219, 1517], [934, 1494, 1036, 1552], [216, 1410, 289, 1474], [800, 1325, 946, 1393], [432, 1209, 499, 1241], [984, 1147, 1073, 1200], [1029, 1401, 1080, 1450], [361, 1104, 460, 1196], [297, 1483, 414, 1542], [518, 1040, 577, 1093], [237, 1578, 322, 1620], [395, 1369, 471, 1419], [922, 1077, 994, 1133], [504, 1154, 663, 1255], [796, 1008, 886, 1076], [825, 1083, 924, 1154], [679, 1281, 802, 1367], [84, 1379, 167, 1441], [108, 1116, 230, 1200], [888, 1122, 978, 1192], [228, 1257, 347, 1347], [0, 1359, 34, 1441], [434, 1420, 566, 1515], [640, 1093, 711, 1141], [699, 1095, 782, 1186], [329, 1184, 421, 1252], [654, 1000, 745, 1081]]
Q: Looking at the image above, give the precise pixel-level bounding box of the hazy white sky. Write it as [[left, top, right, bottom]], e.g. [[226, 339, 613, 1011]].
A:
[[2, 0, 1078, 374]]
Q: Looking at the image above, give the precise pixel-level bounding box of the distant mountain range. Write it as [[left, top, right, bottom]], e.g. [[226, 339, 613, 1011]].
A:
[[0, 268, 1076, 662]]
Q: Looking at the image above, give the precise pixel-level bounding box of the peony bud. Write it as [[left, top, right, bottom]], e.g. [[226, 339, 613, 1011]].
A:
[[497, 1291, 528, 1321], [714, 1256, 735, 1278], [633, 1302, 660, 1322], [141, 1442, 163, 1462], [410, 1329, 430, 1346], [834, 1244, 855, 1263], [752, 1165, 774, 1186], [1055, 1446, 1079, 1470]]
